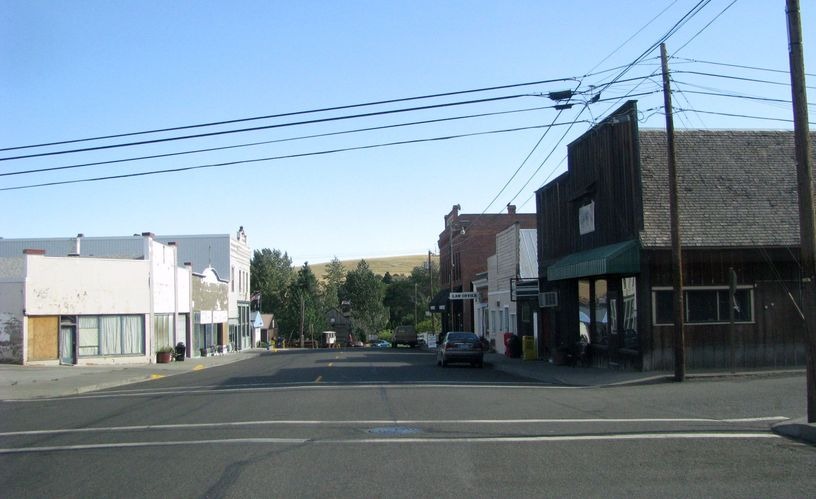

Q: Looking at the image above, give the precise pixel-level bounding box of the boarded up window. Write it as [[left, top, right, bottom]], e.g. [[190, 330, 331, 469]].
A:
[[27, 316, 58, 361]]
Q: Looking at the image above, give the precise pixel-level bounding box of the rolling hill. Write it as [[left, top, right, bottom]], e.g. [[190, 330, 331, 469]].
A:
[[310, 254, 437, 279]]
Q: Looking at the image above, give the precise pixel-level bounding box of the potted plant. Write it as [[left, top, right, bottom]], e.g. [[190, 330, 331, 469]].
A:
[[156, 345, 174, 364]]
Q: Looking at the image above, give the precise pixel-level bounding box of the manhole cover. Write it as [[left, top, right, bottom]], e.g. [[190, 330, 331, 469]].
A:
[[366, 426, 422, 436]]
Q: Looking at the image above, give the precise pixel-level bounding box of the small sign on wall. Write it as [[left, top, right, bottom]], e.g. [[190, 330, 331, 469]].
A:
[[579, 201, 595, 235]]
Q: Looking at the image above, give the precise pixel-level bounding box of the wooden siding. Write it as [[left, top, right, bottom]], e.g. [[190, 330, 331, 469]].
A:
[[643, 248, 806, 370], [27, 316, 58, 361], [539, 101, 642, 261]]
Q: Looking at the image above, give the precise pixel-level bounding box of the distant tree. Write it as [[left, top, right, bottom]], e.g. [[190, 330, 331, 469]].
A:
[[281, 263, 326, 343], [250, 248, 294, 317], [341, 260, 387, 339], [383, 275, 415, 328], [321, 257, 346, 311], [381, 260, 441, 331], [382, 272, 393, 285]]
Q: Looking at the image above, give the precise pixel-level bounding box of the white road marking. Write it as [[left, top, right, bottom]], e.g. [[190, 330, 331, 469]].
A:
[[0, 432, 780, 455], [1, 383, 588, 402], [0, 417, 789, 438]]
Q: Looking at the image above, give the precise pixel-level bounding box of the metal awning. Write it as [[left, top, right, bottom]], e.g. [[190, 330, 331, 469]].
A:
[[428, 289, 450, 313], [547, 240, 640, 281]]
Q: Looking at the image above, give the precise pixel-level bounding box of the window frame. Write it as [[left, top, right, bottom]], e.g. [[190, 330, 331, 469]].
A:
[[652, 285, 755, 326]]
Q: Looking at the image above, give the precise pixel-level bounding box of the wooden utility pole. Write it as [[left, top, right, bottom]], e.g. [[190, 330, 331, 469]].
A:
[[660, 43, 686, 382], [299, 293, 305, 348], [428, 250, 435, 333], [787, 0, 816, 423]]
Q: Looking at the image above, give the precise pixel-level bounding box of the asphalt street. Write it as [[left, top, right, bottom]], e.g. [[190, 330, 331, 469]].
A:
[[1, 348, 814, 498]]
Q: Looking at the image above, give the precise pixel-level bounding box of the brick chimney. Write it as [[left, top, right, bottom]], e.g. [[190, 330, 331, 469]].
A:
[[507, 204, 517, 215]]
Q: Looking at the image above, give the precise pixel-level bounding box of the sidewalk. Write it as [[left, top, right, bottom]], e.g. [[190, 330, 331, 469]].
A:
[[0, 349, 265, 401], [485, 352, 806, 387]]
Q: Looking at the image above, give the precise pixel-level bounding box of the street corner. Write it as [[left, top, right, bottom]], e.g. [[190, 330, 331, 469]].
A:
[[771, 418, 816, 445]]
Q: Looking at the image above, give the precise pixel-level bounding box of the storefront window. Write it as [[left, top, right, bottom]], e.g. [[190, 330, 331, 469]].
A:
[[579, 279, 591, 343], [594, 279, 609, 345]]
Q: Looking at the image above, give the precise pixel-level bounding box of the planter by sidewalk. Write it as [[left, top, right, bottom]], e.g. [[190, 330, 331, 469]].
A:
[[156, 346, 174, 363]]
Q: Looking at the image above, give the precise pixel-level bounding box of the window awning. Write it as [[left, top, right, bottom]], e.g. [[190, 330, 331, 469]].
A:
[[547, 240, 640, 281], [429, 289, 450, 313]]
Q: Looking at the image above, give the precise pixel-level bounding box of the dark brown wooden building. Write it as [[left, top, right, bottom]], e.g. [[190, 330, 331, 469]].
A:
[[434, 204, 536, 333], [536, 100, 812, 371]]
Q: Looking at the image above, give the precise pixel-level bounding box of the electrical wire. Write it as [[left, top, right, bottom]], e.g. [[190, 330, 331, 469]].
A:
[[0, 76, 580, 153], [1, 103, 559, 178], [674, 107, 815, 125], [0, 121, 589, 192], [670, 56, 816, 78], [0, 94, 534, 162], [670, 0, 737, 54]]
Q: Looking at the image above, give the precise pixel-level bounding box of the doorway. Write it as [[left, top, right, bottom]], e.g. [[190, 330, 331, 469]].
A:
[[59, 316, 77, 365]]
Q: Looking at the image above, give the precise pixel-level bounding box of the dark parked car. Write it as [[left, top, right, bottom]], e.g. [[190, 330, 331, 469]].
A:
[[436, 331, 484, 368]]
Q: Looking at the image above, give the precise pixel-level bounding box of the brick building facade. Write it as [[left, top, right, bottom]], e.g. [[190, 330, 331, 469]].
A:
[[436, 204, 536, 333]]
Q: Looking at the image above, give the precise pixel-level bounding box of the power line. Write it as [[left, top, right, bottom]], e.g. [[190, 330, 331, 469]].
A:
[[0, 121, 589, 192], [1, 103, 558, 178], [503, 0, 718, 213], [671, 0, 737, 54], [675, 88, 815, 106], [0, 76, 581, 153], [674, 107, 816, 125], [0, 94, 535, 162], [674, 70, 815, 90], [671, 55, 816, 78]]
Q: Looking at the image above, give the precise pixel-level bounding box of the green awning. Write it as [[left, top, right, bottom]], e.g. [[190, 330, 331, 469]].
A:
[[547, 240, 640, 281]]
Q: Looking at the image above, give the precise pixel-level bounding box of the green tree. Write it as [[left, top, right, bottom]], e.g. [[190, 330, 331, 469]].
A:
[[285, 263, 325, 343], [341, 260, 387, 340], [250, 248, 294, 320], [321, 257, 346, 311], [383, 275, 415, 328]]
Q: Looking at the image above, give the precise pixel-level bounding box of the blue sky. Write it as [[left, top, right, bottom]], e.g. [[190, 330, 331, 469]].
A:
[[1, 1, 813, 266]]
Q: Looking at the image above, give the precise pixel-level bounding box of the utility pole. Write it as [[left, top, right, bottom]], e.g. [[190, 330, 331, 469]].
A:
[[428, 250, 435, 333], [787, 0, 815, 423], [661, 43, 686, 382], [299, 293, 305, 349]]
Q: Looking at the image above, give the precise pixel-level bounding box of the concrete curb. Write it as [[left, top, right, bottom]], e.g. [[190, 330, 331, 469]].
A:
[[772, 418, 816, 445]]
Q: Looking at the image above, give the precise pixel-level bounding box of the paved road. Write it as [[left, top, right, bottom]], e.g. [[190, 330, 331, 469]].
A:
[[1, 349, 814, 498]]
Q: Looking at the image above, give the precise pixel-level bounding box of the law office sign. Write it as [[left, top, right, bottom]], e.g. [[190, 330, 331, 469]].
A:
[[449, 292, 478, 300]]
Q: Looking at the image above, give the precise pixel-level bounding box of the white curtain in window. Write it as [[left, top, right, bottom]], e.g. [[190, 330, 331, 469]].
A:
[[122, 315, 143, 354], [99, 316, 122, 355], [154, 314, 173, 350], [78, 316, 99, 356]]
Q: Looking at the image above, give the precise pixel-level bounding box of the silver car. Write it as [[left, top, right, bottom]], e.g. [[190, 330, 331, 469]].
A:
[[437, 332, 484, 368]]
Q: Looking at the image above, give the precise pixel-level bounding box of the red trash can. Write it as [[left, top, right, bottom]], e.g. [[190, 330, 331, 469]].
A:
[[503, 333, 514, 357]]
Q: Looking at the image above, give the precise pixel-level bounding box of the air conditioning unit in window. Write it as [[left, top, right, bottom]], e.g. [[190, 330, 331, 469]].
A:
[[539, 291, 558, 308]]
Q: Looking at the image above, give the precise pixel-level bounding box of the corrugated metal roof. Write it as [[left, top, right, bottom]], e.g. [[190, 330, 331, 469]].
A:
[[0, 257, 25, 279], [156, 235, 232, 277], [0, 234, 238, 277], [519, 229, 538, 278], [0, 237, 145, 259]]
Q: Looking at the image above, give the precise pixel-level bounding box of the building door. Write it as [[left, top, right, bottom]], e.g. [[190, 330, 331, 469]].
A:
[[59, 317, 77, 365]]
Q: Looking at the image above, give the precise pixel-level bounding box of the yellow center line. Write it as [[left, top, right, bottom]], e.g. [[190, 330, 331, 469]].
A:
[[315, 376, 323, 383], [193, 364, 205, 371], [150, 374, 165, 380]]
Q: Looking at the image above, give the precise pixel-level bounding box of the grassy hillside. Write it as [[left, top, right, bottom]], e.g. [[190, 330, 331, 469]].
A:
[[310, 254, 437, 279]]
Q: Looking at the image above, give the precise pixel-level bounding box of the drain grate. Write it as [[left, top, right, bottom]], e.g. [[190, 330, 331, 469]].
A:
[[366, 426, 422, 436]]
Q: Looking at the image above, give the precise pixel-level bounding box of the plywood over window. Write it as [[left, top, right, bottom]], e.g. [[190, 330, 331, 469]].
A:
[[28, 316, 58, 361]]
